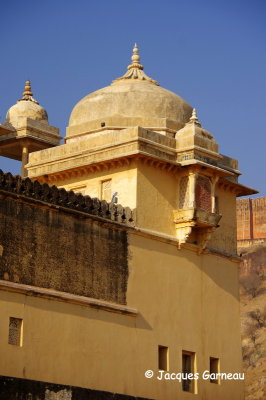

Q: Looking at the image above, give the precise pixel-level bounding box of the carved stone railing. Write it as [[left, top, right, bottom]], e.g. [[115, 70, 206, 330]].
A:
[[0, 170, 134, 226], [173, 208, 221, 227]]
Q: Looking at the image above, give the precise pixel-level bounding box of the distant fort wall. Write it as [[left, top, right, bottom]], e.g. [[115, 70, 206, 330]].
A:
[[237, 196, 266, 249]]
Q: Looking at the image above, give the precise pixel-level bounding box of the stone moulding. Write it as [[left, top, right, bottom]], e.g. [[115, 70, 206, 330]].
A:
[[26, 126, 178, 178], [0, 280, 138, 316], [0, 170, 134, 227], [43, 155, 179, 185]]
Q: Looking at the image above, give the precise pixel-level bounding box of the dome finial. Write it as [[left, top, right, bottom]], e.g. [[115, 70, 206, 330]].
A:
[[23, 80, 33, 97], [131, 43, 141, 67], [112, 44, 159, 86], [190, 108, 201, 125], [18, 80, 39, 104]]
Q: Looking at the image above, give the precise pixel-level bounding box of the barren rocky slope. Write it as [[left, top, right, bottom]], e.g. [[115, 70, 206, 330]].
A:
[[239, 246, 266, 400]]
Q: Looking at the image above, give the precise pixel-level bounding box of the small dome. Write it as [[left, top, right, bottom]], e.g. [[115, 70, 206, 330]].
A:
[[68, 45, 192, 135], [6, 81, 48, 126]]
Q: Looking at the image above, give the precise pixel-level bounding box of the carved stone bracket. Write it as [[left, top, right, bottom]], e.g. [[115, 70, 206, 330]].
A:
[[197, 227, 216, 254], [174, 223, 195, 249], [173, 208, 221, 250]]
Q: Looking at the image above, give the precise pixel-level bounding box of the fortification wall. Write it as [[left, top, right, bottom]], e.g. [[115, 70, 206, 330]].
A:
[[0, 171, 134, 305], [236, 197, 266, 243]]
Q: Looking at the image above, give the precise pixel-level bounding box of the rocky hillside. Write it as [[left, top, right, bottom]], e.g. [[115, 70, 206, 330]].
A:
[[239, 246, 266, 400]]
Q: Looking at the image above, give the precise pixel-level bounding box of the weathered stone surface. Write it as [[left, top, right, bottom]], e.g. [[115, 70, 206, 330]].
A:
[[0, 170, 134, 226], [0, 171, 132, 304], [0, 376, 153, 400]]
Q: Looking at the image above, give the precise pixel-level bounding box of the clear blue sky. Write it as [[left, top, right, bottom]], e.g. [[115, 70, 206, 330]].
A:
[[0, 0, 265, 196]]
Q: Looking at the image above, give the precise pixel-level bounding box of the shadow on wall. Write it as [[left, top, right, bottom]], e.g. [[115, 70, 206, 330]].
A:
[[0, 290, 152, 331], [0, 375, 154, 400], [130, 232, 240, 303]]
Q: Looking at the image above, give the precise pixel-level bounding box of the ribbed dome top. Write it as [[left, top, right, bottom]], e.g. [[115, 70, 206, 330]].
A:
[[68, 45, 192, 134]]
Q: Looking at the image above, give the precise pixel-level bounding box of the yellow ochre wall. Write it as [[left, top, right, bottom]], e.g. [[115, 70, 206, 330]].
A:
[[208, 187, 237, 254], [53, 160, 179, 237], [54, 162, 238, 254], [0, 231, 244, 400], [56, 163, 138, 210], [136, 163, 178, 236]]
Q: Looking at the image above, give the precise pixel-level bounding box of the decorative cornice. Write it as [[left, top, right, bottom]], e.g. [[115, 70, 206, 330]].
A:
[[0, 170, 134, 226], [33, 155, 180, 185], [44, 158, 134, 183], [217, 179, 258, 197], [112, 44, 159, 86], [28, 128, 178, 178]]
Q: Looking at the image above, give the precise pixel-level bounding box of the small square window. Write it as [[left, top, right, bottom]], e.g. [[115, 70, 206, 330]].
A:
[[8, 317, 23, 346], [210, 357, 220, 384], [158, 345, 169, 371], [182, 350, 196, 393]]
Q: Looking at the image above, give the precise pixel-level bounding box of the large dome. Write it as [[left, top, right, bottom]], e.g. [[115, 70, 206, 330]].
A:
[[69, 81, 191, 127], [5, 81, 48, 126], [68, 45, 192, 137]]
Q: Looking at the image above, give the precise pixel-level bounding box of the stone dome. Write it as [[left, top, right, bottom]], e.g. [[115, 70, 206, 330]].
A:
[[6, 81, 48, 126], [68, 45, 192, 136]]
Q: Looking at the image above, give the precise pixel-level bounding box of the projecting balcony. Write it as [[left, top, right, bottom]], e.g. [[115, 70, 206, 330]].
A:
[[173, 208, 222, 250], [173, 208, 221, 228]]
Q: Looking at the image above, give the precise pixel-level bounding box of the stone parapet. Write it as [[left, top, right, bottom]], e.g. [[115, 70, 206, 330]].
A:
[[173, 208, 222, 227], [0, 170, 134, 227], [26, 126, 178, 178]]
